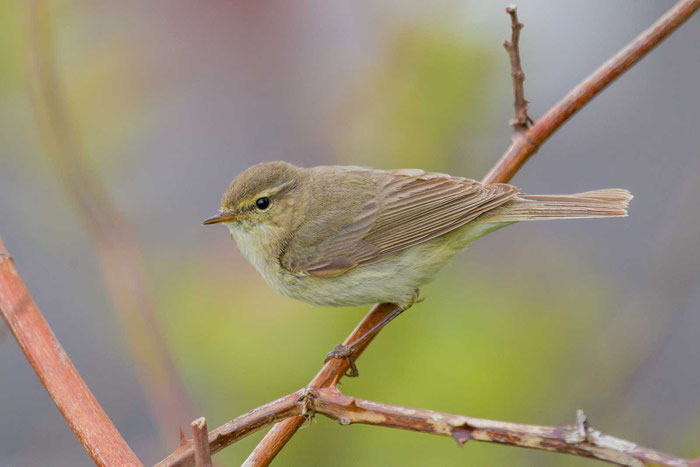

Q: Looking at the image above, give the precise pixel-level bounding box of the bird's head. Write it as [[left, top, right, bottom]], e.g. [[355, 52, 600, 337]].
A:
[[203, 161, 305, 234]]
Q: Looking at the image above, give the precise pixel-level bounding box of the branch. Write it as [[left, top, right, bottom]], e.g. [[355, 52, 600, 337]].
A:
[[156, 391, 305, 466], [22, 0, 194, 435], [483, 0, 700, 185], [191, 418, 213, 467], [504, 5, 533, 130], [157, 387, 698, 466], [156, 305, 397, 466], [312, 390, 695, 466], [0, 237, 141, 466], [243, 304, 398, 465], [158, 1, 700, 465]]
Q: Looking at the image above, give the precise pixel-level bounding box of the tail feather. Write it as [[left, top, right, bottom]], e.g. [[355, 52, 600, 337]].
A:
[[485, 188, 632, 222]]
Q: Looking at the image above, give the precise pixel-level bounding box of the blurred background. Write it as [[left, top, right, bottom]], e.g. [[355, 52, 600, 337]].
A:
[[1, 1, 699, 465]]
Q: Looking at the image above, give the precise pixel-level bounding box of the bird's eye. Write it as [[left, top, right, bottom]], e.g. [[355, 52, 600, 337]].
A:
[[255, 197, 270, 211]]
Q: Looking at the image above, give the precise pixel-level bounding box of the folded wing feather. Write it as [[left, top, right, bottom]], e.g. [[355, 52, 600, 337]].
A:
[[281, 170, 519, 278]]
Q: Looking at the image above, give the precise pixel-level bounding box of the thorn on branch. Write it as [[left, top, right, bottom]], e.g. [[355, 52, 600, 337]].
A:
[[0, 237, 11, 260], [566, 409, 590, 444], [179, 427, 189, 447], [504, 5, 533, 131], [191, 417, 213, 467], [451, 424, 473, 447]]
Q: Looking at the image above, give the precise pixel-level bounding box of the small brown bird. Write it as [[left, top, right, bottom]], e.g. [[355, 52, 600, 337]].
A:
[[204, 161, 631, 375]]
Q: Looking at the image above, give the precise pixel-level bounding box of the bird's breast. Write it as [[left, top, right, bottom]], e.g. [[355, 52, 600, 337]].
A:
[[227, 223, 301, 292]]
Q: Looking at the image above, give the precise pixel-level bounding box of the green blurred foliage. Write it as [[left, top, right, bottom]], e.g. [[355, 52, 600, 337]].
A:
[[1, 2, 149, 176], [52, 4, 151, 172], [339, 25, 495, 173], [0, 1, 21, 92], [61, 41, 148, 171]]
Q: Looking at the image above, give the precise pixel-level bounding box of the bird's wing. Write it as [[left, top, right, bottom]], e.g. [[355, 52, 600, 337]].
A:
[[281, 169, 519, 278]]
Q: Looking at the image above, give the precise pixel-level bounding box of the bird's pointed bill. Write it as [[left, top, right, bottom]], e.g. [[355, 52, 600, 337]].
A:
[[202, 213, 242, 225]]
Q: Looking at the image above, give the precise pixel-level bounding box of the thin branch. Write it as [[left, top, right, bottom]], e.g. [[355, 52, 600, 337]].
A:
[[504, 5, 533, 130], [156, 391, 305, 466], [483, 0, 700, 185], [242, 303, 398, 465], [191, 418, 213, 467], [158, 1, 700, 465], [156, 305, 397, 466], [157, 387, 698, 466], [0, 237, 141, 466], [22, 0, 194, 436], [311, 390, 695, 466]]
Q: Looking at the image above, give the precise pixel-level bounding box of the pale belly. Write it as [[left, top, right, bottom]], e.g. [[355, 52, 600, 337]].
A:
[[229, 220, 512, 308]]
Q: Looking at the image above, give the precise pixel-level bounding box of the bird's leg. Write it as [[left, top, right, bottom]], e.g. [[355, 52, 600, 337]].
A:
[[324, 305, 404, 377], [324, 292, 418, 377]]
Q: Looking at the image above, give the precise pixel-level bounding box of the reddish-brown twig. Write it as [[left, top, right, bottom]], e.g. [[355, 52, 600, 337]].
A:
[[313, 390, 695, 466], [504, 5, 533, 130], [22, 0, 194, 435], [156, 391, 305, 466], [191, 418, 213, 467], [0, 237, 141, 466], [483, 0, 700, 185], [243, 303, 397, 465], [157, 387, 698, 466]]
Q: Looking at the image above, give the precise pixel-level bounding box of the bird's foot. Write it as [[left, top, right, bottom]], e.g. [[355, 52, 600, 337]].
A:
[[323, 302, 409, 378], [324, 343, 360, 377], [404, 289, 422, 308]]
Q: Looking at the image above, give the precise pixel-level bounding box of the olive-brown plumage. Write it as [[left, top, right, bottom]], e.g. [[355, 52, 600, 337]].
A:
[[204, 161, 631, 309]]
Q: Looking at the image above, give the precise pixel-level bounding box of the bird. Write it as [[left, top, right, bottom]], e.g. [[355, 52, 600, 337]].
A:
[[203, 161, 631, 375]]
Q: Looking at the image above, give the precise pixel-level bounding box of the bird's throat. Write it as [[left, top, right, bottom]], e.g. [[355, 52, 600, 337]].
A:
[[227, 222, 287, 279]]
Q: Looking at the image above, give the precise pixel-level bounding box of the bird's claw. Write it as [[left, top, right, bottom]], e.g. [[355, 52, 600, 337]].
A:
[[324, 344, 360, 377]]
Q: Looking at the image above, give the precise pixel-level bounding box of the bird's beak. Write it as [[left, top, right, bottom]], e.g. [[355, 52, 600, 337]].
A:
[[202, 212, 242, 225]]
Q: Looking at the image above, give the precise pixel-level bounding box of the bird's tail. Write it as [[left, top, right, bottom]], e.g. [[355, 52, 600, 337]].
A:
[[485, 189, 633, 222]]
